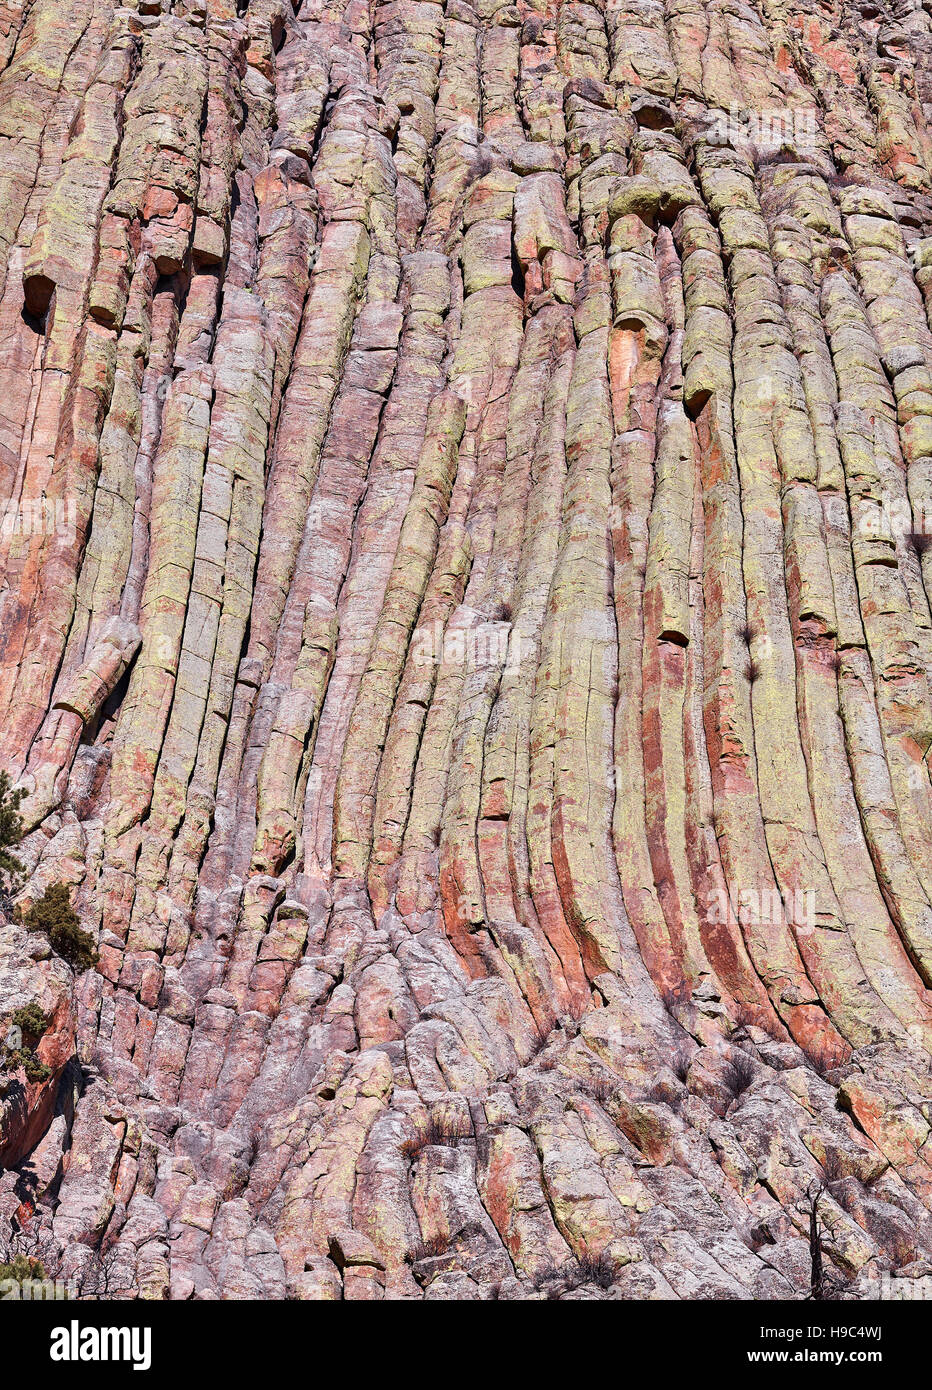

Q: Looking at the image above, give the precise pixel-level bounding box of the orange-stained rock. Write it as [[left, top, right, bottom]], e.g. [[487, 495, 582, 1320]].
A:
[[1, 0, 932, 1305]]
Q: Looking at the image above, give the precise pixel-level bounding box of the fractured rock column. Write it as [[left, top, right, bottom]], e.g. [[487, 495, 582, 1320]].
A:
[[3, 0, 932, 1303]]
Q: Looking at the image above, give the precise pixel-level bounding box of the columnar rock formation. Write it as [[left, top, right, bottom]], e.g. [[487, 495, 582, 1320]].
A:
[[2, 0, 932, 1301]]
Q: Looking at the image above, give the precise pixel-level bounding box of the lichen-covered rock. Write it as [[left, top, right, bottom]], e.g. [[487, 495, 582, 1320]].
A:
[[1, 0, 932, 1304]]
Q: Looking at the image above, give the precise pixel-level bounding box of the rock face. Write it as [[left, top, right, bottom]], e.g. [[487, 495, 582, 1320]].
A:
[[3, 0, 932, 1302]]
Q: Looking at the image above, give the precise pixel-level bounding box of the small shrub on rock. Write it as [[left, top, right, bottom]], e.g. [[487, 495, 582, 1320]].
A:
[[722, 1051, 756, 1100], [404, 1234, 450, 1264], [23, 884, 98, 971], [8, 1048, 51, 1084], [574, 1251, 619, 1291], [0, 1254, 45, 1285], [0, 771, 24, 894], [401, 1110, 471, 1160], [11, 1003, 48, 1041], [1, 1002, 51, 1083]]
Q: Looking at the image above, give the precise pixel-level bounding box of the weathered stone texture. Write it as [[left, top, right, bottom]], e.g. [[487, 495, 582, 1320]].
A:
[[2, 0, 932, 1302]]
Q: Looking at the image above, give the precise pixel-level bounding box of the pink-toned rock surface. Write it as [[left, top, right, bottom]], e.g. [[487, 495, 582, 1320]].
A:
[[1, 0, 932, 1301]]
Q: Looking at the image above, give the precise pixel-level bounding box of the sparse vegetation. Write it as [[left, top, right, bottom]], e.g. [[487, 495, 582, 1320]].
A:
[[22, 883, 98, 971], [808, 1044, 841, 1080], [533, 1251, 620, 1299], [401, 1110, 472, 1160], [7, 1048, 51, 1083], [2, 1003, 51, 1084], [526, 1025, 555, 1062], [671, 1045, 693, 1084], [574, 1251, 619, 1290], [11, 1003, 48, 1042], [585, 1075, 616, 1107], [0, 771, 24, 899], [806, 1183, 847, 1301], [0, 1253, 45, 1285], [0, 1227, 132, 1298], [404, 1234, 451, 1264], [721, 1051, 757, 1101]]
